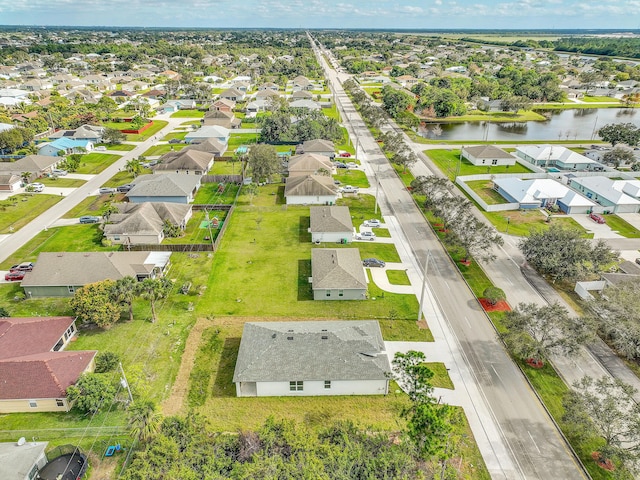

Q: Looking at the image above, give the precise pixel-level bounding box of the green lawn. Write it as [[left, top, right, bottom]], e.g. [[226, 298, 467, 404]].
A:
[[581, 96, 620, 103], [424, 362, 455, 389], [193, 182, 240, 204], [466, 180, 509, 205], [39, 177, 86, 188], [0, 194, 63, 234], [228, 133, 259, 151], [336, 127, 355, 155], [163, 210, 228, 245], [63, 194, 127, 218], [426, 149, 533, 181], [604, 215, 640, 238], [386, 269, 411, 285], [125, 120, 169, 141], [141, 144, 186, 157], [162, 131, 188, 141], [170, 109, 205, 118], [74, 153, 121, 174], [322, 105, 340, 121], [333, 169, 370, 188], [210, 159, 243, 175], [422, 109, 546, 123], [102, 169, 152, 188], [95, 143, 136, 151]]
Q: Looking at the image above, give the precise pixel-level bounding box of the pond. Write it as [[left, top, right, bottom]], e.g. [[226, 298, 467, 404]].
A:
[[419, 107, 639, 142]]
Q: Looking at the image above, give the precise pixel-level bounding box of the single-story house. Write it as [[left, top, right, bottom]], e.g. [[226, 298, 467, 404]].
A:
[[288, 153, 335, 177], [159, 99, 197, 113], [103, 202, 192, 245], [568, 177, 640, 213], [493, 178, 595, 213], [185, 125, 230, 145], [296, 139, 335, 158], [0, 174, 22, 192], [153, 150, 215, 175], [181, 138, 227, 157], [37, 138, 94, 157], [255, 89, 281, 100], [0, 441, 49, 479], [202, 109, 241, 129], [292, 75, 314, 91], [246, 99, 270, 113], [0, 155, 61, 180], [21, 252, 172, 298], [289, 99, 321, 111], [461, 145, 515, 166], [218, 88, 245, 102], [477, 97, 503, 112], [126, 173, 202, 204], [210, 98, 235, 112], [284, 174, 339, 205], [258, 82, 279, 91], [233, 320, 390, 397], [515, 145, 599, 171], [0, 316, 96, 412], [310, 248, 367, 300], [309, 206, 353, 243], [290, 90, 313, 100], [48, 124, 104, 143]]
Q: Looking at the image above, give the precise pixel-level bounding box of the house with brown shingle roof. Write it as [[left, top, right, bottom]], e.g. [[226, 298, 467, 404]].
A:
[[202, 109, 241, 129], [288, 153, 335, 177], [153, 149, 215, 175], [0, 317, 96, 413]]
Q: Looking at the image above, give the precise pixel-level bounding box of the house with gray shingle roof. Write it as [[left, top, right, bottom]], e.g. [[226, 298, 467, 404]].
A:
[[284, 174, 338, 205], [153, 150, 215, 175], [126, 173, 201, 204], [296, 139, 335, 158], [309, 206, 353, 243], [233, 320, 390, 397], [462, 145, 515, 166], [288, 153, 335, 177], [310, 248, 367, 300]]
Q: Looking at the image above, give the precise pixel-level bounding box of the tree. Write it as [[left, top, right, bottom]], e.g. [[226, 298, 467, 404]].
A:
[[381, 85, 415, 118], [598, 122, 640, 146], [246, 144, 279, 183], [499, 95, 532, 113], [102, 202, 119, 222], [392, 149, 417, 174], [112, 276, 138, 322], [66, 373, 116, 414], [126, 158, 142, 178], [70, 280, 121, 329], [95, 351, 120, 373], [0, 306, 9, 317], [410, 175, 453, 208], [519, 224, 618, 283], [102, 127, 126, 145], [563, 376, 640, 470], [447, 216, 504, 263], [432, 195, 473, 232], [483, 287, 506, 305], [138, 277, 173, 323], [601, 144, 636, 168], [128, 400, 162, 444], [162, 219, 181, 238], [502, 303, 593, 365], [258, 112, 291, 143]]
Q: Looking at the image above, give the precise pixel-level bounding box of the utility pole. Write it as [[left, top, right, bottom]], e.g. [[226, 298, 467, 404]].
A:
[[119, 362, 134, 405], [374, 163, 381, 214], [417, 251, 431, 322]]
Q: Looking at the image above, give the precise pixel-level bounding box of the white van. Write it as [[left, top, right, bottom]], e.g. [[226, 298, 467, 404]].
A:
[[94, 146, 107, 151]]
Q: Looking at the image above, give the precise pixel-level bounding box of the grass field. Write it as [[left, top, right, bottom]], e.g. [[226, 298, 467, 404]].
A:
[[162, 131, 188, 141], [170, 109, 205, 118], [0, 194, 63, 234], [603, 215, 640, 238], [193, 182, 240, 204], [39, 177, 86, 188], [333, 169, 370, 188], [163, 210, 228, 245], [425, 362, 455, 389], [422, 109, 546, 123], [581, 96, 620, 103], [75, 153, 121, 175], [63, 194, 126, 218], [466, 180, 509, 205], [102, 168, 152, 188], [228, 133, 259, 151], [141, 144, 186, 157], [210, 159, 243, 175], [322, 104, 340, 121], [386, 269, 411, 285], [426, 149, 533, 181], [482, 210, 586, 237], [94, 143, 136, 151], [125, 120, 169, 141]]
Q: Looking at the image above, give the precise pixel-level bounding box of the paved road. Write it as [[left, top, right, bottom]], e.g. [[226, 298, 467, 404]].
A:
[[311, 35, 586, 480], [0, 115, 182, 264]]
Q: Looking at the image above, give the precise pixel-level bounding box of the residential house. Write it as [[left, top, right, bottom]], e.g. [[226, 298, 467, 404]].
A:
[[290, 99, 321, 111], [310, 248, 368, 300], [585, 147, 640, 169], [0, 316, 96, 412], [21, 252, 172, 298], [126, 173, 201, 204], [515, 145, 599, 171], [0, 155, 61, 180], [160, 99, 196, 113], [284, 174, 339, 205], [0, 441, 49, 479], [37, 138, 94, 157], [292, 75, 313, 91], [181, 138, 227, 157], [0, 88, 31, 107], [257, 82, 279, 91], [493, 178, 595, 213], [296, 139, 335, 158], [202, 109, 241, 129], [233, 320, 390, 397], [218, 88, 245, 102], [103, 202, 192, 245], [309, 206, 353, 243], [288, 153, 335, 177], [185, 125, 230, 145], [568, 176, 640, 213], [461, 145, 515, 166], [290, 90, 313, 100], [143, 89, 166, 100], [121, 80, 149, 92], [210, 98, 235, 112], [246, 99, 270, 113], [49, 125, 104, 143], [64, 88, 102, 104], [477, 97, 503, 112], [0, 174, 22, 192], [21, 78, 53, 92], [153, 149, 215, 175], [395, 75, 419, 88]]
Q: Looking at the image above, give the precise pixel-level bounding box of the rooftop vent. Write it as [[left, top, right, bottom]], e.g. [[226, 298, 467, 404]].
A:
[[321, 335, 328, 340], [287, 336, 293, 340]]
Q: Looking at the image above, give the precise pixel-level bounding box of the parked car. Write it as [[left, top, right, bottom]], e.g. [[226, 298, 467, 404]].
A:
[[334, 162, 348, 169], [346, 162, 358, 169], [52, 169, 67, 176], [168, 138, 182, 144], [10, 262, 34, 272], [79, 215, 101, 224], [4, 271, 25, 282], [589, 213, 606, 224], [362, 258, 385, 268], [363, 219, 381, 228], [355, 231, 376, 241], [116, 184, 134, 193], [339, 152, 351, 157], [28, 183, 44, 192], [94, 146, 107, 151], [99, 187, 116, 195], [340, 185, 359, 194]]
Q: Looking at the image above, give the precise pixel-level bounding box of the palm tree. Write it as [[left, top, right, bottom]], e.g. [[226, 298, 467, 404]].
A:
[[112, 276, 138, 322], [128, 400, 161, 444], [125, 158, 142, 178], [20, 172, 31, 185], [138, 277, 172, 323]]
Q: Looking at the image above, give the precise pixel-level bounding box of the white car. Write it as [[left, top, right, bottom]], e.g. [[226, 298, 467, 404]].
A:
[[355, 231, 376, 241], [363, 219, 381, 228], [52, 169, 67, 176], [346, 162, 358, 169], [28, 183, 44, 192], [340, 185, 359, 194]]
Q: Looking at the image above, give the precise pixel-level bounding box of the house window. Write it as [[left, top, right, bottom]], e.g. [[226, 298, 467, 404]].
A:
[[289, 381, 303, 391], [67, 286, 76, 294], [492, 159, 498, 165], [114, 236, 120, 241], [338, 290, 344, 297], [324, 381, 331, 389], [56, 399, 64, 407], [29, 400, 37, 408], [481, 159, 486, 164], [326, 290, 331, 297]]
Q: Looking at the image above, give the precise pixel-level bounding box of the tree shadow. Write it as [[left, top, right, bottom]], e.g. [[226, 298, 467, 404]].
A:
[[297, 259, 313, 301], [298, 216, 311, 243], [212, 337, 241, 398], [275, 186, 285, 204]]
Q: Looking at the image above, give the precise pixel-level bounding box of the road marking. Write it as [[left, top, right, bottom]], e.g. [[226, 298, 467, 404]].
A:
[[528, 431, 541, 454], [491, 364, 501, 381], [464, 316, 472, 329]]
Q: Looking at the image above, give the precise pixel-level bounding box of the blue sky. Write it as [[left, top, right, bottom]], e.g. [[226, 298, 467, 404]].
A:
[[0, 0, 639, 29]]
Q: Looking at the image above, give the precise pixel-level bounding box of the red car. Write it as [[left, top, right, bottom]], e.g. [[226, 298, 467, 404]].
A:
[[5, 271, 25, 282], [339, 152, 351, 157]]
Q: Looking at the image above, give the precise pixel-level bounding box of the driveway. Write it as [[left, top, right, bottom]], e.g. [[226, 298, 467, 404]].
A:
[[567, 213, 624, 238], [367, 262, 413, 294]]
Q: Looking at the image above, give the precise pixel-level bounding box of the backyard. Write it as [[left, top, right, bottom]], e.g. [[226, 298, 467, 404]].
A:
[[426, 149, 533, 181]]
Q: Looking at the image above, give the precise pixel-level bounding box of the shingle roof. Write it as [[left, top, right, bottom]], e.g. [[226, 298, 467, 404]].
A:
[[0, 317, 75, 360], [0, 155, 58, 173], [311, 248, 367, 290], [310, 206, 353, 234], [104, 202, 191, 237], [127, 173, 200, 198], [233, 321, 390, 382], [154, 149, 214, 172], [463, 145, 514, 159], [184, 138, 226, 155], [301, 139, 335, 152], [288, 153, 333, 175], [285, 174, 338, 197]]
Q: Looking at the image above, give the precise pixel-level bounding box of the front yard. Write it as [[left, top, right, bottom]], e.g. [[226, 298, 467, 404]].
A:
[[426, 149, 533, 181], [0, 194, 63, 234], [74, 153, 121, 175]]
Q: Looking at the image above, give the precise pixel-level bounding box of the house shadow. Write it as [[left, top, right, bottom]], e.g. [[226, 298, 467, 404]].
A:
[[212, 337, 241, 398], [275, 186, 286, 204], [298, 216, 311, 243], [297, 259, 313, 301]]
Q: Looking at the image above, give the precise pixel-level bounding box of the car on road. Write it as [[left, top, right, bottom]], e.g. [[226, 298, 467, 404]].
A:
[[116, 184, 134, 193], [4, 271, 26, 282], [339, 152, 351, 157], [355, 231, 376, 241], [362, 258, 385, 268], [99, 187, 116, 195], [10, 262, 34, 272], [363, 219, 381, 228], [79, 215, 101, 224], [52, 169, 68, 176], [27, 182, 44, 192], [340, 185, 359, 194]]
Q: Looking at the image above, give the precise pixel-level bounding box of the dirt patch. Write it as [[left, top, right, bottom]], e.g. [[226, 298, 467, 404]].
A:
[[479, 298, 511, 312], [591, 452, 615, 471], [87, 454, 118, 480]]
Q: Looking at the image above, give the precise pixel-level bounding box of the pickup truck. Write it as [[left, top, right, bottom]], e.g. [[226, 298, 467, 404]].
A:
[[340, 185, 359, 194]]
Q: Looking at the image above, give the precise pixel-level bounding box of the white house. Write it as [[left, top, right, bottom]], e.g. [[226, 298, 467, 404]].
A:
[[493, 178, 595, 213], [185, 125, 230, 145], [515, 145, 599, 171], [233, 321, 390, 397], [461, 145, 515, 167], [309, 206, 353, 243], [568, 177, 640, 213], [284, 175, 338, 205]]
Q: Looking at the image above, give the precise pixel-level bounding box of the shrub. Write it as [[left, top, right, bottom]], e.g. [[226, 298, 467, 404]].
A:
[[95, 351, 120, 373], [483, 286, 506, 305]]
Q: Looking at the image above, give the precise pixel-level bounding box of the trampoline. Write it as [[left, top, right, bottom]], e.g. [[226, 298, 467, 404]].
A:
[[38, 451, 88, 480]]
